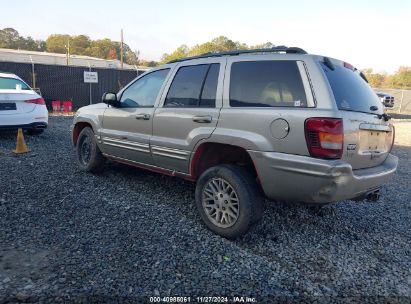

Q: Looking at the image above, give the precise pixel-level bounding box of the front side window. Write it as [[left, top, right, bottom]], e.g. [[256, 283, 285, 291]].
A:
[[0, 77, 30, 90], [229, 61, 307, 107], [120, 69, 170, 108], [165, 63, 220, 107]]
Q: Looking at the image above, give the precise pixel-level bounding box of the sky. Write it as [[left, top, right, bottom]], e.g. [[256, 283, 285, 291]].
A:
[[1, 0, 410, 73]]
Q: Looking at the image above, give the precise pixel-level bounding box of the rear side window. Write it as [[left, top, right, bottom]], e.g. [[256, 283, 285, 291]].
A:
[[165, 64, 220, 107], [0, 77, 30, 90], [321, 62, 382, 114], [230, 61, 307, 107]]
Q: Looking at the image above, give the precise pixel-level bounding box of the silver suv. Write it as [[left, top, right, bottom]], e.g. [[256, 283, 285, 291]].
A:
[[71, 46, 398, 239]]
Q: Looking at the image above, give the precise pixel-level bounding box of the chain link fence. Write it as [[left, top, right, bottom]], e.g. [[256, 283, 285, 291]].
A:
[[0, 61, 143, 110], [373, 88, 411, 114]]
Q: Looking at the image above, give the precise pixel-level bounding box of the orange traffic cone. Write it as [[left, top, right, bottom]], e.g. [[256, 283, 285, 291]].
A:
[[13, 128, 30, 154]]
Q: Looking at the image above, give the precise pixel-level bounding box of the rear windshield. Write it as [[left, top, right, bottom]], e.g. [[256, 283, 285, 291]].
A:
[[321, 62, 382, 114], [0, 77, 30, 90]]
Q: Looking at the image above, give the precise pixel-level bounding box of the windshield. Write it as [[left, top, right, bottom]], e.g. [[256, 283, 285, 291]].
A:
[[321, 62, 382, 114], [0, 77, 31, 90]]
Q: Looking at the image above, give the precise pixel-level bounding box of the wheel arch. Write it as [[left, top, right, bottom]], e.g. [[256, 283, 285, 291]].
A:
[[72, 121, 94, 147], [190, 142, 259, 181]]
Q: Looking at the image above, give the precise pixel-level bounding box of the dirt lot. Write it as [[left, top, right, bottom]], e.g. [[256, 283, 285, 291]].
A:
[[0, 117, 410, 303]]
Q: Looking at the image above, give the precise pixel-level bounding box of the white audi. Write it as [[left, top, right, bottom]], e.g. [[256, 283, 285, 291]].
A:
[[0, 72, 48, 134]]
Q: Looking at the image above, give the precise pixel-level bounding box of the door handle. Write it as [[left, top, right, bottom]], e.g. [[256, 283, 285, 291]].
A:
[[136, 113, 151, 120], [192, 115, 212, 123]]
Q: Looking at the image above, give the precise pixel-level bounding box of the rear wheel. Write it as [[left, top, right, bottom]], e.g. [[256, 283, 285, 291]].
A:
[[76, 127, 105, 173], [195, 164, 264, 239]]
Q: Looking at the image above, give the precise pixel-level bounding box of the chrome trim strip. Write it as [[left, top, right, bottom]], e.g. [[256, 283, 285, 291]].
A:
[[102, 137, 150, 148], [102, 153, 191, 177], [151, 146, 190, 155], [104, 142, 150, 153], [102, 137, 150, 153], [359, 123, 391, 132], [151, 145, 190, 160], [152, 151, 187, 160], [297, 60, 315, 108]]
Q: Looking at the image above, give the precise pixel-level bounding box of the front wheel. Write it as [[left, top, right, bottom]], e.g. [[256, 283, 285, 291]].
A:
[[76, 127, 105, 173], [195, 164, 264, 239]]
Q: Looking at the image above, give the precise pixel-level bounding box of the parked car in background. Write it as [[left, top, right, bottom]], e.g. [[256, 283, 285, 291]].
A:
[[0, 72, 48, 134], [71, 46, 398, 239], [376, 92, 395, 108]]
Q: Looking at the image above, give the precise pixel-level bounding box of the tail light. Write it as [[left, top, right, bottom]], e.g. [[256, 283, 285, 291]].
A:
[[24, 98, 45, 105], [387, 125, 395, 153], [305, 118, 343, 159]]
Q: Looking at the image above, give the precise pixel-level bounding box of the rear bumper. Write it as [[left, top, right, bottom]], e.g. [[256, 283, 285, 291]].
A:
[[0, 121, 48, 130], [0, 105, 48, 128], [249, 151, 398, 204]]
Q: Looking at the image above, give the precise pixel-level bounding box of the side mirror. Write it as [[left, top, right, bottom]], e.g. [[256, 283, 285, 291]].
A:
[[102, 92, 119, 107]]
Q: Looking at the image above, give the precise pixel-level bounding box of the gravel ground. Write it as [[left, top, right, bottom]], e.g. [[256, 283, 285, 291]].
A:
[[0, 117, 410, 303]]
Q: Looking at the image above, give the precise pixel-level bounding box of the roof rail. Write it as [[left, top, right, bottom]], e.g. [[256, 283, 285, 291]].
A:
[[167, 46, 307, 63]]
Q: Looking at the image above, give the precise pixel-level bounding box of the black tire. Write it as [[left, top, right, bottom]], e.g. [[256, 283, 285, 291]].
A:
[[195, 164, 265, 239], [76, 127, 105, 173], [27, 129, 44, 135]]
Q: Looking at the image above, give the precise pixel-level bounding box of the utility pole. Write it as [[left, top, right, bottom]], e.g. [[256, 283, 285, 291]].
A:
[[66, 38, 70, 66], [88, 61, 92, 105], [29, 55, 36, 88], [120, 29, 124, 69]]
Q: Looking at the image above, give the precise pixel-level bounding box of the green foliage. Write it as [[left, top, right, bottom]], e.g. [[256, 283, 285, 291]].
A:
[[363, 67, 411, 90], [0, 28, 140, 66], [160, 36, 274, 63], [0, 28, 45, 51], [46, 34, 71, 53]]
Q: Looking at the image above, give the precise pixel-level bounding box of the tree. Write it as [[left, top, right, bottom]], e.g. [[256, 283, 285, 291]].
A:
[[70, 35, 91, 55], [0, 28, 20, 49], [392, 66, 411, 89], [107, 48, 117, 59], [250, 42, 275, 49], [161, 45, 189, 63], [160, 36, 275, 63], [46, 34, 71, 53], [139, 60, 158, 67], [87, 38, 115, 58], [0, 28, 47, 51], [362, 68, 386, 88]]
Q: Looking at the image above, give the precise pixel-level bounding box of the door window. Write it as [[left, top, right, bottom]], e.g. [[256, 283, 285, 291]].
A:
[[229, 61, 307, 107], [120, 69, 170, 108], [165, 64, 220, 107]]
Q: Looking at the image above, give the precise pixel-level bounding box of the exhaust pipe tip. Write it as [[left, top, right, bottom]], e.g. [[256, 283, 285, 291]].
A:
[[35, 124, 47, 130], [366, 190, 380, 202]]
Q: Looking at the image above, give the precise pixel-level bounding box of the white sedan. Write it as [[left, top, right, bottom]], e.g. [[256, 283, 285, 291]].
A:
[[0, 72, 48, 134]]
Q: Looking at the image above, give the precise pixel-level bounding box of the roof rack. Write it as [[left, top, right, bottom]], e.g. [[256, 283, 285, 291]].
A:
[[167, 46, 307, 63]]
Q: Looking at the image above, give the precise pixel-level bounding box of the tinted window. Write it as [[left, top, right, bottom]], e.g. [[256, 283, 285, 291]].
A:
[[321, 63, 382, 114], [165, 64, 219, 107], [120, 69, 169, 108], [0, 77, 30, 90], [200, 64, 219, 107], [230, 61, 307, 107]]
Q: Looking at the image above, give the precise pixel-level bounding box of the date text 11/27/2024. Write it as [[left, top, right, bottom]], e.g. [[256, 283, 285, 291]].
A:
[[149, 296, 257, 303]]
